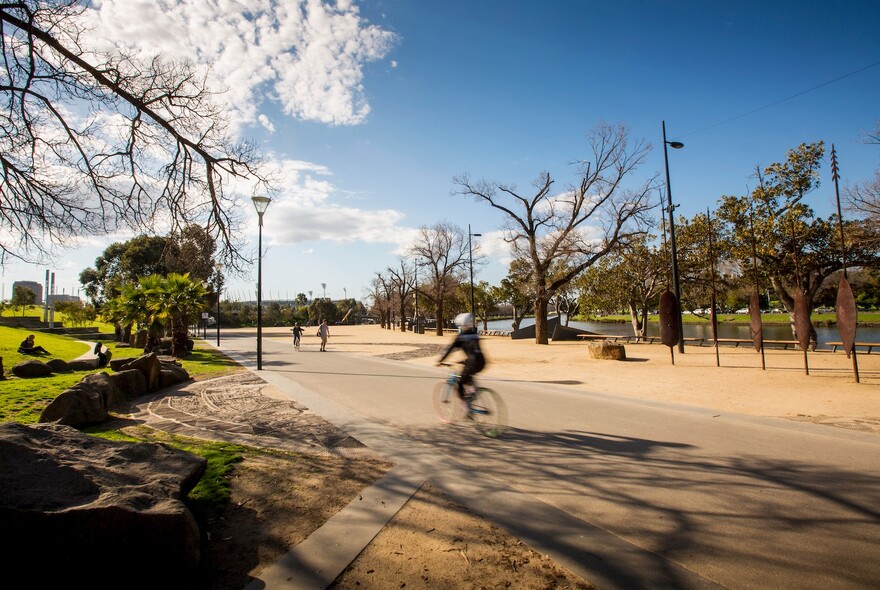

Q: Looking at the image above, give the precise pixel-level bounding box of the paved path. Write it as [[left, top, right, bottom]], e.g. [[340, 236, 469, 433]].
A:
[[217, 329, 880, 590]]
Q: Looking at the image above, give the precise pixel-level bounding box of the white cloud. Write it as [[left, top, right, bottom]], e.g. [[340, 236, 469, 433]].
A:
[[88, 0, 397, 131], [258, 114, 276, 133], [245, 153, 414, 249]]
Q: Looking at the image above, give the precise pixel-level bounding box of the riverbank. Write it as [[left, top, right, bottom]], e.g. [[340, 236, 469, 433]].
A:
[[286, 324, 880, 434]]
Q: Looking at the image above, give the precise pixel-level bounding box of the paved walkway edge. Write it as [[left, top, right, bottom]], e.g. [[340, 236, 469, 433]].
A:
[[244, 465, 424, 590]]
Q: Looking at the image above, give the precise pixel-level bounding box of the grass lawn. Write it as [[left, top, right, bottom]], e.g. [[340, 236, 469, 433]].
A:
[[0, 324, 248, 507]]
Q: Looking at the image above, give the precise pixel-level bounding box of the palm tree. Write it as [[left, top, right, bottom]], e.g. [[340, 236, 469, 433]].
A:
[[152, 273, 209, 358], [116, 275, 166, 352]]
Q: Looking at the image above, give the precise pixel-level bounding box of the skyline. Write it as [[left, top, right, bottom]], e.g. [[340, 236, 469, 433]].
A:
[[2, 0, 879, 306]]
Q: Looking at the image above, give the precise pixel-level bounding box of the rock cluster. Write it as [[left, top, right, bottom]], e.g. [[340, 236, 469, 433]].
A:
[[36, 352, 191, 427]]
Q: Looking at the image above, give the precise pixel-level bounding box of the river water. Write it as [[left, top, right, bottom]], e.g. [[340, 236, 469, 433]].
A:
[[485, 317, 880, 349]]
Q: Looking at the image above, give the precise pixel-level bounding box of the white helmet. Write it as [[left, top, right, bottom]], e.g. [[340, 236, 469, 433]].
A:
[[454, 312, 474, 328]]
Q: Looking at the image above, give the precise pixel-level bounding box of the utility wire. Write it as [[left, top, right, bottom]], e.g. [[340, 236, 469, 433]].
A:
[[678, 59, 880, 139]]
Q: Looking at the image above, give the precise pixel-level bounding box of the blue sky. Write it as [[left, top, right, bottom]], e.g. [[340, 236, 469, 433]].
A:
[[3, 0, 879, 305]]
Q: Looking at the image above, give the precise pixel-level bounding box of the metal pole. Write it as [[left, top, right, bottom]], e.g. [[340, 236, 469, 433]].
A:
[[468, 224, 475, 319], [257, 217, 263, 370], [663, 121, 685, 353], [216, 285, 221, 347]]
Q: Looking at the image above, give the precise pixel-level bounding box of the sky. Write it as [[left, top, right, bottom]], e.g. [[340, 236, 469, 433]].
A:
[[3, 0, 880, 305]]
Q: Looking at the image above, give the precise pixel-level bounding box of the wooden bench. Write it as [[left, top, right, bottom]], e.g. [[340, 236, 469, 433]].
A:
[[714, 338, 754, 347], [712, 338, 800, 349], [576, 334, 626, 342], [826, 341, 879, 354]]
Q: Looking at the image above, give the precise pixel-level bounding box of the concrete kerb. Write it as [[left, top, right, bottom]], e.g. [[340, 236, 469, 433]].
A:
[[217, 345, 425, 590]]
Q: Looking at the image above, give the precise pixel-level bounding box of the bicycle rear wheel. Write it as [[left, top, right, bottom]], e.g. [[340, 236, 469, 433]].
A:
[[433, 380, 461, 424], [470, 387, 507, 438]]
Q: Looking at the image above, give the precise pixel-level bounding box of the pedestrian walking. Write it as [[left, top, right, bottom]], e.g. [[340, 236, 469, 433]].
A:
[[318, 319, 330, 352]]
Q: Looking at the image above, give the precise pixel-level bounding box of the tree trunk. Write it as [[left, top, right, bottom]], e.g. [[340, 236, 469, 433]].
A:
[[534, 297, 549, 344], [434, 302, 444, 336], [399, 300, 407, 332], [628, 302, 646, 340]]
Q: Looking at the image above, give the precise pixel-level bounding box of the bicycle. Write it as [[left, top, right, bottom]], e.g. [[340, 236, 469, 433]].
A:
[[433, 363, 507, 438]]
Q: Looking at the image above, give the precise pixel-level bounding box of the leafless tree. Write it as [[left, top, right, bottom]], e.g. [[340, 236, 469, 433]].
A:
[[408, 221, 474, 336], [846, 171, 880, 250], [455, 122, 656, 344], [386, 258, 416, 332], [0, 2, 266, 269], [368, 273, 393, 329]]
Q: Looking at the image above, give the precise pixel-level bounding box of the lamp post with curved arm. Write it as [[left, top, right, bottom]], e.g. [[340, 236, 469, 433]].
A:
[[662, 121, 685, 353], [252, 196, 271, 370]]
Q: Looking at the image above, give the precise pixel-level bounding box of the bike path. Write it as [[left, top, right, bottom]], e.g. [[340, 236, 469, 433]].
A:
[[220, 339, 724, 590]]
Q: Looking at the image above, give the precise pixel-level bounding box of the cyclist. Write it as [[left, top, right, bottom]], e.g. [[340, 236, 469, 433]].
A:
[[291, 323, 304, 349], [437, 312, 486, 401]]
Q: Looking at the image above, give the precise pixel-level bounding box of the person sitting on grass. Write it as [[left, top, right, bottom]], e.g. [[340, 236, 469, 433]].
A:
[[18, 334, 50, 355]]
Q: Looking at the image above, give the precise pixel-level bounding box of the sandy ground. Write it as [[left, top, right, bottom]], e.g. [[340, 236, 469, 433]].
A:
[[135, 324, 879, 588], [314, 323, 880, 433]]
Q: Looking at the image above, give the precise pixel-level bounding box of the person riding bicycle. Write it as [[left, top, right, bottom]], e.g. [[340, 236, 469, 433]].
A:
[[437, 313, 486, 401], [291, 323, 304, 348]]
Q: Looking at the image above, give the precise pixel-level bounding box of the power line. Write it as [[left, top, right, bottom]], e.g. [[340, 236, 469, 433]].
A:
[[678, 59, 880, 139]]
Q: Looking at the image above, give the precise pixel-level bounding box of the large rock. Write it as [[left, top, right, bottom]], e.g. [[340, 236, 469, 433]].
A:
[[11, 359, 53, 378], [120, 353, 162, 391], [109, 368, 149, 399], [160, 364, 191, 388], [0, 422, 205, 586], [588, 341, 627, 360], [46, 358, 71, 373], [68, 358, 99, 371], [38, 372, 121, 426]]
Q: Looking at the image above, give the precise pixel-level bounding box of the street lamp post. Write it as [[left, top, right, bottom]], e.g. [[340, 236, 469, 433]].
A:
[[662, 120, 685, 353], [468, 224, 481, 325], [252, 196, 272, 370], [215, 263, 223, 346]]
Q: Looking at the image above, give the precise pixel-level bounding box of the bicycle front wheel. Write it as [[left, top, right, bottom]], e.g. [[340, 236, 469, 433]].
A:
[[470, 387, 507, 438], [433, 380, 460, 424]]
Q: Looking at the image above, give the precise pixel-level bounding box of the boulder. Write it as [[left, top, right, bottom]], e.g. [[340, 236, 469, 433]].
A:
[[0, 422, 205, 586], [38, 382, 105, 426], [46, 358, 71, 373], [108, 357, 130, 372], [160, 363, 191, 388], [68, 358, 99, 371], [109, 369, 149, 399], [588, 341, 627, 361], [11, 359, 53, 378], [120, 353, 162, 391]]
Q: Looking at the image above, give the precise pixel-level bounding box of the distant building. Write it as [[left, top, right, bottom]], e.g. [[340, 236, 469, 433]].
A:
[[12, 280, 43, 305]]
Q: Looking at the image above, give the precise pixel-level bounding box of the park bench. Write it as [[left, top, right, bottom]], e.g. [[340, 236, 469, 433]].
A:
[[576, 334, 627, 342], [826, 341, 879, 354]]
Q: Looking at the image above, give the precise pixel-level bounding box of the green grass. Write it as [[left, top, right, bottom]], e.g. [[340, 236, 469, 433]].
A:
[[83, 424, 247, 509], [1, 323, 249, 508]]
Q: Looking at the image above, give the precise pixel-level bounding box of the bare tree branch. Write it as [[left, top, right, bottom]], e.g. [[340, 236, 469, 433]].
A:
[[0, 1, 268, 271]]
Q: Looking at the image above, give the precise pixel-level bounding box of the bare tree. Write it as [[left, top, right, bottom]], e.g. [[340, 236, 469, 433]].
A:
[[368, 273, 393, 329], [408, 221, 473, 336], [846, 170, 880, 250], [0, 2, 266, 268], [386, 258, 416, 332], [455, 122, 656, 344]]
